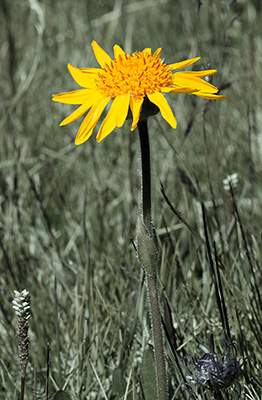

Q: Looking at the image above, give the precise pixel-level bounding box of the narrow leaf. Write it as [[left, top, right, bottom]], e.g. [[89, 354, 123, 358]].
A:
[[140, 347, 157, 399]]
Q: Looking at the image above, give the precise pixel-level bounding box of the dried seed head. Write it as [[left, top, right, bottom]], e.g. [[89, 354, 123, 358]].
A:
[[223, 173, 238, 191], [12, 289, 31, 378], [181, 335, 246, 399]]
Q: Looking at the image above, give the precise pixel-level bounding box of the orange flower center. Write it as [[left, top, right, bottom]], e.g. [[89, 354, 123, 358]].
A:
[[95, 52, 173, 101]]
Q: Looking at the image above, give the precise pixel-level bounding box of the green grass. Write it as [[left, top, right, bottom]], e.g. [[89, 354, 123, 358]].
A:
[[1, 0, 262, 398]]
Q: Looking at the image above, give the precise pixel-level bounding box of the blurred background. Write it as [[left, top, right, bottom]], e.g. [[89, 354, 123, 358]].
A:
[[1, 0, 262, 398]]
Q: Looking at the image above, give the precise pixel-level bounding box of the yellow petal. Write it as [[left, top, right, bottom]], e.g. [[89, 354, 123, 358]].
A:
[[147, 92, 177, 129], [115, 93, 130, 128], [68, 63, 96, 88], [174, 73, 219, 93], [91, 40, 112, 68], [193, 92, 226, 100], [167, 87, 198, 94], [160, 86, 177, 93], [142, 48, 151, 55], [60, 103, 90, 126], [79, 67, 100, 75], [161, 86, 198, 94], [168, 57, 200, 70], [130, 96, 143, 131], [96, 99, 120, 142], [75, 97, 111, 145], [113, 44, 125, 58], [153, 48, 162, 59], [182, 69, 217, 77], [52, 89, 96, 105]]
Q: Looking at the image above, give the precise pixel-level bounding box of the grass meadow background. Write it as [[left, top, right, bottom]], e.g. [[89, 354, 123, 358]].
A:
[[1, 0, 262, 398]]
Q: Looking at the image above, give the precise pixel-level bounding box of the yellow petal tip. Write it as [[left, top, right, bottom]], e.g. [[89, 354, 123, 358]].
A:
[[75, 135, 85, 145]]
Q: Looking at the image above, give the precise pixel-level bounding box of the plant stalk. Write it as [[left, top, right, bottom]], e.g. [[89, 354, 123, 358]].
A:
[[20, 375, 25, 400], [138, 119, 168, 400]]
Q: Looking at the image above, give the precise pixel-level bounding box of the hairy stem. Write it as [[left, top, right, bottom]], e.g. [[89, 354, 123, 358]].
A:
[[138, 119, 168, 400], [146, 273, 168, 400]]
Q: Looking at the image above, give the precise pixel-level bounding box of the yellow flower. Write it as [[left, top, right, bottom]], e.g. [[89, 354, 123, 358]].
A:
[[52, 41, 226, 144]]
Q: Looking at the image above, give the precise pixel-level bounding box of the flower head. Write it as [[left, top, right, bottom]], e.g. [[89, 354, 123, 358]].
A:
[[53, 41, 226, 144]]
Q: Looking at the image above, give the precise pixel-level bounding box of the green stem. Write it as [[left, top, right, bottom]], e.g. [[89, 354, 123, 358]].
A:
[[138, 119, 168, 400], [147, 273, 168, 400]]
